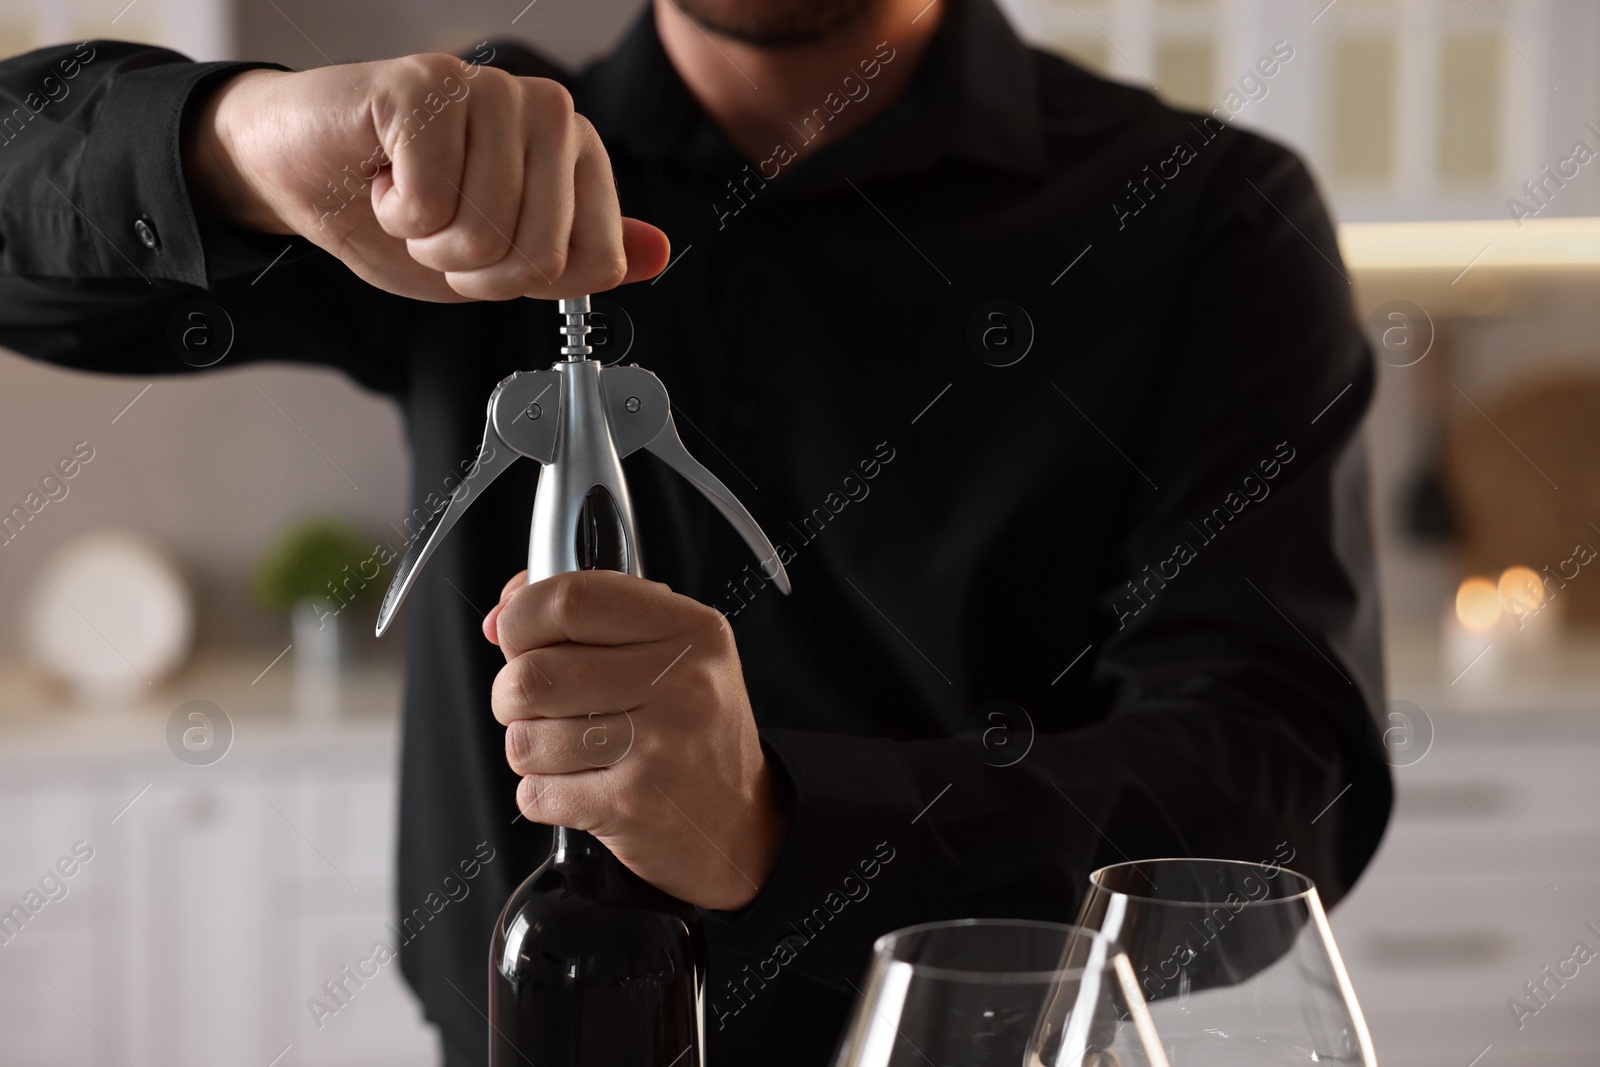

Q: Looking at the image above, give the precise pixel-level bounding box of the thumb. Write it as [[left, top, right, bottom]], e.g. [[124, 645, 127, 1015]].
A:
[[619, 218, 673, 285]]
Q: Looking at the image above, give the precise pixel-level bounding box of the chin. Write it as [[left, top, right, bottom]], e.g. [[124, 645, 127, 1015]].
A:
[[670, 0, 882, 45]]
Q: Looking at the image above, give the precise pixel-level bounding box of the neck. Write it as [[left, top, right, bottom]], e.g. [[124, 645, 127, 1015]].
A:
[[653, 0, 945, 165], [553, 826, 607, 864]]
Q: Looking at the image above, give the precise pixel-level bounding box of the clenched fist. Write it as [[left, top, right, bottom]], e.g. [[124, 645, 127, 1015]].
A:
[[184, 50, 671, 301], [483, 570, 790, 912]]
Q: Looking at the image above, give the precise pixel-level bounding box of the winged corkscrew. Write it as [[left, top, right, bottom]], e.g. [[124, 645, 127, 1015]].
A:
[[376, 296, 791, 637]]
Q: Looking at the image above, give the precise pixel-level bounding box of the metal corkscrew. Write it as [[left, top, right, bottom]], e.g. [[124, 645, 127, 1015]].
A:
[[375, 296, 791, 637]]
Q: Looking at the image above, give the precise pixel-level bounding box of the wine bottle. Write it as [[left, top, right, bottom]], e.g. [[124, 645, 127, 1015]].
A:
[[489, 826, 708, 1066], [490, 304, 709, 1065]]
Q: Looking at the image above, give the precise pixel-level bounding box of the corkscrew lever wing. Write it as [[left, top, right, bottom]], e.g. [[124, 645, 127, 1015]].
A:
[[648, 417, 793, 595], [373, 377, 550, 638], [375, 299, 790, 639], [602, 361, 793, 597]]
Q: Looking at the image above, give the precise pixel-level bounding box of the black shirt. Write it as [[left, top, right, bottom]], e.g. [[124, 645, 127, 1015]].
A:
[[0, 3, 1391, 1064]]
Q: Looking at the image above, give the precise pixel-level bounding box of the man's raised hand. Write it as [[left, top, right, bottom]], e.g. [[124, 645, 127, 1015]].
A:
[[184, 54, 671, 302]]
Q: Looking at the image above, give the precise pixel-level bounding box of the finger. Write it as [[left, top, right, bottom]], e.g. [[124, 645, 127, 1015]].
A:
[[484, 570, 530, 645], [496, 571, 707, 658], [491, 641, 669, 724], [318, 212, 470, 303], [372, 55, 473, 239], [406, 70, 524, 273], [620, 217, 672, 284], [542, 116, 627, 295], [447, 78, 579, 300], [505, 711, 638, 775], [515, 772, 615, 833]]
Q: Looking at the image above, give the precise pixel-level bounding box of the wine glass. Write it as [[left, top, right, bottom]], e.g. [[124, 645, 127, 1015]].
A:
[[832, 918, 1171, 1067], [1076, 858, 1378, 1065]]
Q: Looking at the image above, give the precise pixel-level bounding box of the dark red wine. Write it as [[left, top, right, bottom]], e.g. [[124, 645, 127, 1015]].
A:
[[489, 826, 707, 1066]]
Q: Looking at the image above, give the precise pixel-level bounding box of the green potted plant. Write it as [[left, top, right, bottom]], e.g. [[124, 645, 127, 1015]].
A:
[[253, 517, 379, 721]]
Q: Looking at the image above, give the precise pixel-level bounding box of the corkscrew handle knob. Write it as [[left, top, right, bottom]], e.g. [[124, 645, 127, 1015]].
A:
[[557, 296, 594, 360]]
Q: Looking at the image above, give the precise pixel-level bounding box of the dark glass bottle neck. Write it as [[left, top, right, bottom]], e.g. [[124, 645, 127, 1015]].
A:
[[548, 826, 700, 918], [553, 826, 610, 867]]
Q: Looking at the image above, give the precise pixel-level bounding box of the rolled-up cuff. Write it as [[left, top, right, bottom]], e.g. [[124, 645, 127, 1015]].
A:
[[81, 50, 294, 287]]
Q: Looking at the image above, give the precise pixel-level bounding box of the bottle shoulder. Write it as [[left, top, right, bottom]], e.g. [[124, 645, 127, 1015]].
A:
[[504, 842, 702, 921], [494, 866, 706, 981]]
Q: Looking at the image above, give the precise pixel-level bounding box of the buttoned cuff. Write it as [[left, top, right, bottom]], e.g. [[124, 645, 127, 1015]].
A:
[[699, 729, 922, 991], [81, 55, 296, 288]]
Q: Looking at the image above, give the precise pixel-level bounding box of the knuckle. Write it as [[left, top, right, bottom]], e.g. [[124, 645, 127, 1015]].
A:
[[455, 226, 512, 268], [515, 776, 550, 819], [517, 651, 550, 699], [504, 721, 533, 771], [389, 191, 455, 239], [490, 667, 518, 720], [592, 249, 628, 291], [545, 571, 590, 628], [459, 274, 522, 302], [687, 598, 733, 647], [492, 655, 541, 719], [520, 244, 570, 288], [571, 113, 602, 150], [472, 63, 516, 97], [682, 663, 721, 712], [402, 52, 461, 85], [523, 77, 575, 129], [525, 777, 584, 830]]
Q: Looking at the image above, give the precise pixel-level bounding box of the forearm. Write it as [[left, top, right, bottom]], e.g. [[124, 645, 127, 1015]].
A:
[[0, 41, 286, 284], [708, 666, 1378, 980], [0, 42, 402, 381], [181, 67, 295, 235]]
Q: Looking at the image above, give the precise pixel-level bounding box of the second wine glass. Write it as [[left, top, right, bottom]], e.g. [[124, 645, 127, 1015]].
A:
[[1076, 857, 1379, 1066]]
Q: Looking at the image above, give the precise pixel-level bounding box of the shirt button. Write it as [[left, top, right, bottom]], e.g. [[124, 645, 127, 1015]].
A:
[[134, 216, 161, 252]]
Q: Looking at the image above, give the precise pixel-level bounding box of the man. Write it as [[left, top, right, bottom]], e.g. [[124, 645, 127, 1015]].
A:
[[0, 0, 1391, 1063]]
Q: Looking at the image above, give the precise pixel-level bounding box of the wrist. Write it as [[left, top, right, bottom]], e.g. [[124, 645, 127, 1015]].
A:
[[183, 68, 292, 235], [723, 752, 792, 912]]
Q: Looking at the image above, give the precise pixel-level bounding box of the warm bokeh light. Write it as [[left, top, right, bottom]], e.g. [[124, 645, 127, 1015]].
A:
[[1455, 577, 1502, 631], [1497, 566, 1546, 613]]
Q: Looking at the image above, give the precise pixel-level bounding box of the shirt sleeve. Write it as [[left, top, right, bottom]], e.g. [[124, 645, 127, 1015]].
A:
[[0, 40, 407, 394], [701, 133, 1392, 995]]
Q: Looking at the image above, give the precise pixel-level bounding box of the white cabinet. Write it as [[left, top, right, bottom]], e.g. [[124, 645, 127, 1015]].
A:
[[1330, 710, 1600, 1067], [0, 696, 439, 1067], [997, 0, 1600, 224], [0, 781, 103, 1067]]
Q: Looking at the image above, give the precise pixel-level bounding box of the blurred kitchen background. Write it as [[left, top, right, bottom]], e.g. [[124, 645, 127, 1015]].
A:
[[1, 0, 1597, 1065]]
